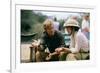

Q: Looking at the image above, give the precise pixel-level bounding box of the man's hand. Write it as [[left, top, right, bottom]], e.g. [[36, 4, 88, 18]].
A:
[[83, 27, 89, 32], [45, 52, 58, 61], [45, 53, 52, 61], [31, 39, 41, 48]]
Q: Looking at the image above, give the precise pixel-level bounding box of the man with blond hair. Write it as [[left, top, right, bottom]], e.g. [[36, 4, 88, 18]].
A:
[[31, 19, 65, 62]]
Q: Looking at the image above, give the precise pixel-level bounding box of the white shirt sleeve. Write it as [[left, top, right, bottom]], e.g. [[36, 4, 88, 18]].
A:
[[70, 36, 79, 53], [69, 32, 80, 53], [70, 31, 89, 53], [70, 47, 79, 53]]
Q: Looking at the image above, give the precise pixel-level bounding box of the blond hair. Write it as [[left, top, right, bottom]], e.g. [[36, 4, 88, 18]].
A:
[[43, 19, 54, 30]]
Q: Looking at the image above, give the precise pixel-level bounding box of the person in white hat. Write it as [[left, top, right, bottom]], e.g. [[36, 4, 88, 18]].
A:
[[55, 19, 89, 60]]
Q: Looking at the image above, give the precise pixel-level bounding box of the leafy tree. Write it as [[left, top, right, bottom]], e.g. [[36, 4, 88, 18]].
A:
[[21, 10, 47, 34]]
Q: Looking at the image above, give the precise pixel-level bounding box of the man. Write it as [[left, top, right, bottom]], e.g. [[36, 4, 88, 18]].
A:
[[31, 19, 65, 62], [56, 19, 89, 60], [81, 14, 90, 40]]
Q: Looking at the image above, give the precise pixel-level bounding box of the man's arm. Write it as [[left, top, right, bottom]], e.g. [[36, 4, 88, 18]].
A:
[[39, 34, 47, 51], [58, 32, 66, 47]]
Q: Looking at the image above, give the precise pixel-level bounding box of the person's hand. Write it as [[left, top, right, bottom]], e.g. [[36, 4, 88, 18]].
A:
[[55, 47, 64, 53], [83, 27, 89, 32], [45, 53, 52, 61], [31, 40, 40, 48]]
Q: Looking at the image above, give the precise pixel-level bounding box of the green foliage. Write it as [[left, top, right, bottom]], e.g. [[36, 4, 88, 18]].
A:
[[21, 10, 47, 34]]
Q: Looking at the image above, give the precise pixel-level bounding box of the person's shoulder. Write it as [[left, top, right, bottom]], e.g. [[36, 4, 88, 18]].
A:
[[41, 31, 47, 38], [76, 30, 87, 40], [55, 30, 63, 37], [76, 30, 83, 37], [55, 30, 62, 34]]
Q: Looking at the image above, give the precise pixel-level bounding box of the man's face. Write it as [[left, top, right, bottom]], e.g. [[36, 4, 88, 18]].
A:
[[46, 25, 55, 36], [84, 16, 89, 20]]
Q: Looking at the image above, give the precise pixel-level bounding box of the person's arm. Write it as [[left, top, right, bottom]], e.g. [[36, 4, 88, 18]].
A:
[[82, 20, 89, 32], [66, 33, 80, 53], [69, 32, 86, 53], [54, 32, 66, 53], [50, 52, 58, 56], [63, 48, 72, 53], [39, 34, 47, 51], [31, 40, 40, 49], [84, 27, 89, 32], [58, 32, 66, 47], [55, 47, 71, 54]]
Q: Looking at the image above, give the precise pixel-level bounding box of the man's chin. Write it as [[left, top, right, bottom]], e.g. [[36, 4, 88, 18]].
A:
[[49, 35, 54, 37]]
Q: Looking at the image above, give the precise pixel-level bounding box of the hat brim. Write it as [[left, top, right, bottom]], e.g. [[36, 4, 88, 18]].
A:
[[64, 24, 80, 28]]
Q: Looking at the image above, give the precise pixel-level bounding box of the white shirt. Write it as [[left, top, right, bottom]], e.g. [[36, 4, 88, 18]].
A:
[[81, 19, 90, 40], [69, 30, 89, 53], [82, 19, 89, 30]]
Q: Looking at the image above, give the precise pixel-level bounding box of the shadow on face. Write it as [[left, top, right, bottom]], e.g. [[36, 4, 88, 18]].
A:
[[65, 26, 72, 35], [45, 25, 55, 37]]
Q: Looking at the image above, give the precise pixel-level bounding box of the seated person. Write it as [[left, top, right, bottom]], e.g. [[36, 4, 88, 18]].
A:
[[56, 19, 89, 61], [31, 19, 65, 62]]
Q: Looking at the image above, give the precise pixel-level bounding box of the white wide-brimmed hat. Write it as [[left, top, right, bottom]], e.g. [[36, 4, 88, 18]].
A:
[[63, 19, 80, 28]]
